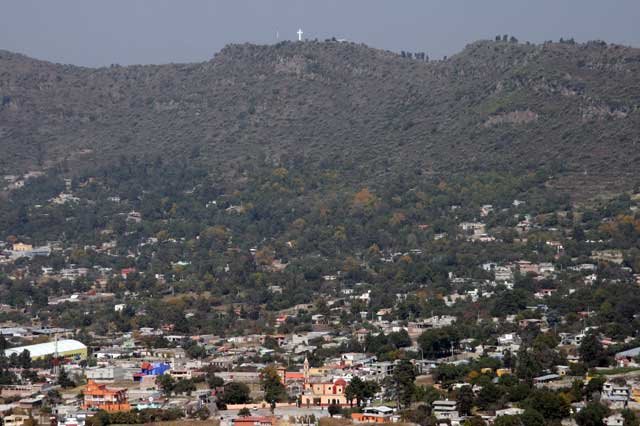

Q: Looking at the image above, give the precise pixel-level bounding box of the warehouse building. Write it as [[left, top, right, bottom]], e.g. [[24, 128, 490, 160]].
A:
[[4, 339, 87, 360]]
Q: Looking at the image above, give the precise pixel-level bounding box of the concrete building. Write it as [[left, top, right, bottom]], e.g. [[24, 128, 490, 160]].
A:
[[82, 380, 130, 412]]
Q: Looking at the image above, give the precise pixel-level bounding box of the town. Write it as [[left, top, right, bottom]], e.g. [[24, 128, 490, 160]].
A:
[[1, 163, 640, 426]]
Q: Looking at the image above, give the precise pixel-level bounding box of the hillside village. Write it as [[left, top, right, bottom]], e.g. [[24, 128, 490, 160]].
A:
[[2, 161, 640, 426]]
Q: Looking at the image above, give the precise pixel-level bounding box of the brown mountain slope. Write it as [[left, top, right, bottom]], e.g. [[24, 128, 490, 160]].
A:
[[0, 39, 639, 191]]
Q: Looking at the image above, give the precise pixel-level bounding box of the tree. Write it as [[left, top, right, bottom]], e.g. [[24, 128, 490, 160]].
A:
[[492, 290, 528, 316], [520, 409, 545, 426], [493, 416, 521, 426], [328, 403, 341, 417], [57, 367, 76, 389], [207, 373, 224, 389], [261, 366, 287, 403], [475, 381, 503, 410], [401, 404, 433, 426], [585, 376, 605, 401], [516, 348, 542, 385], [18, 350, 31, 369], [525, 389, 570, 420], [622, 409, 639, 426], [464, 416, 487, 426], [389, 329, 412, 348], [345, 380, 357, 407], [393, 360, 417, 408], [222, 382, 251, 404], [457, 385, 474, 416], [575, 402, 609, 426], [418, 327, 459, 358], [345, 377, 380, 407], [580, 333, 608, 368], [157, 374, 176, 397], [238, 407, 251, 417], [174, 378, 196, 395], [194, 406, 210, 421]]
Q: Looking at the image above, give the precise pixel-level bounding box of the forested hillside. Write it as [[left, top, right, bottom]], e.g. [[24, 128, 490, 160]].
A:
[[1, 38, 639, 195]]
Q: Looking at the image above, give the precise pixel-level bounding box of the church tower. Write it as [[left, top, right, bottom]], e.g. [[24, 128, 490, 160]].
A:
[[303, 355, 310, 384]]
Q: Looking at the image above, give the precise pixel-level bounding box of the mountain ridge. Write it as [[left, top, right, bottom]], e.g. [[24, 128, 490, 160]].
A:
[[1, 39, 639, 195]]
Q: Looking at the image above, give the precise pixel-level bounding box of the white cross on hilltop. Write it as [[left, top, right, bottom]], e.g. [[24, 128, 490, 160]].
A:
[[297, 28, 304, 41]]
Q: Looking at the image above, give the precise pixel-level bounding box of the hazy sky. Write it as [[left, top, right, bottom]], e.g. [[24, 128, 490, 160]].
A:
[[2, 0, 639, 67]]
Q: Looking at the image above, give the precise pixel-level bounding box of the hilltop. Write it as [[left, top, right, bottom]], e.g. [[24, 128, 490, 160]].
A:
[[0, 39, 639, 195]]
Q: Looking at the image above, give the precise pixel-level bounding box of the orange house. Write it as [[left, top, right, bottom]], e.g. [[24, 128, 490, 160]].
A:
[[352, 413, 392, 423], [83, 380, 131, 412], [352, 407, 395, 423]]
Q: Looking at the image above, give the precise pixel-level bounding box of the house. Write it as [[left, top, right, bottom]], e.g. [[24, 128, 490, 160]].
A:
[[591, 250, 624, 265], [311, 314, 327, 325], [94, 347, 131, 359], [615, 347, 640, 366], [120, 268, 136, 279], [126, 211, 142, 223], [604, 414, 624, 426], [517, 261, 539, 275], [534, 289, 557, 299], [3, 414, 31, 426], [86, 366, 130, 382], [497, 333, 521, 346], [352, 406, 395, 423], [518, 318, 543, 329], [377, 308, 393, 321], [496, 408, 525, 417], [354, 329, 369, 343], [601, 381, 630, 407], [539, 263, 555, 275], [494, 267, 513, 282], [480, 205, 494, 217], [0, 384, 43, 398], [341, 352, 369, 366], [268, 285, 283, 294], [82, 380, 130, 412], [432, 400, 459, 420], [12, 242, 33, 252], [459, 222, 485, 234], [533, 374, 561, 387], [516, 219, 532, 233], [368, 362, 396, 381]]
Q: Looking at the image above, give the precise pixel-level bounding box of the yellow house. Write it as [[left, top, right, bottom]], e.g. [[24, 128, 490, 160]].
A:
[[3, 414, 31, 426], [12, 243, 33, 252]]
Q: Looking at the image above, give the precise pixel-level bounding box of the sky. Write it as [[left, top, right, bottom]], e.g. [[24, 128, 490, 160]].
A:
[[1, 0, 639, 67]]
